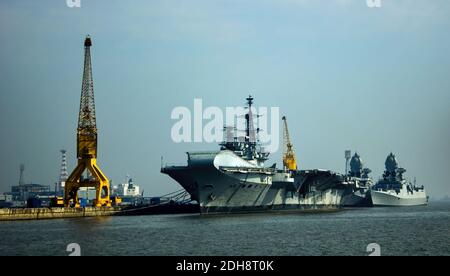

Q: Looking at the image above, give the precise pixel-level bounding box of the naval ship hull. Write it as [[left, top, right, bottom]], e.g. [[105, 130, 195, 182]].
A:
[[162, 151, 347, 214], [370, 190, 428, 206], [341, 189, 373, 207]]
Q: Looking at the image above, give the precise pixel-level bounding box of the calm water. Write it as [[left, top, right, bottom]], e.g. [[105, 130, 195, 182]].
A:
[[1, 202, 449, 256]]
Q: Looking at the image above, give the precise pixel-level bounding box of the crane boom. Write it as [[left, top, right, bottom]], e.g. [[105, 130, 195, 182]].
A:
[[282, 116, 297, 171]]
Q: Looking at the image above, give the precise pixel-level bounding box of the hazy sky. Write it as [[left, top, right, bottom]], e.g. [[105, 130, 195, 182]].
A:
[[0, 0, 449, 198]]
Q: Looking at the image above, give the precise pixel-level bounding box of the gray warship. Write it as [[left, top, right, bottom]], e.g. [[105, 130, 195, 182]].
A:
[[370, 153, 428, 206], [162, 96, 351, 214], [341, 152, 373, 207]]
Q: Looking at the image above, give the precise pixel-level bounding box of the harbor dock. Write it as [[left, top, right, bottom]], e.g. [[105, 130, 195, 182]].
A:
[[0, 203, 200, 221], [0, 207, 121, 221]]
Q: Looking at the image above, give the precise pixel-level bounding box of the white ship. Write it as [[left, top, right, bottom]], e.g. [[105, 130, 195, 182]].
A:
[[112, 175, 143, 205], [370, 153, 427, 207]]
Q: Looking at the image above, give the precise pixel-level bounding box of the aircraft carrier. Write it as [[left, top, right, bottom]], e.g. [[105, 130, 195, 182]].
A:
[[161, 96, 353, 214]]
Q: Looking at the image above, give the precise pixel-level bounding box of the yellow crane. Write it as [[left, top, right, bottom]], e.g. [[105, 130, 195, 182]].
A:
[[64, 36, 111, 207], [282, 116, 297, 171]]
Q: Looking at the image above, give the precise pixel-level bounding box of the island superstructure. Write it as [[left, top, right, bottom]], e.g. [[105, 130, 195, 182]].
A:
[[341, 152, 373, 207]]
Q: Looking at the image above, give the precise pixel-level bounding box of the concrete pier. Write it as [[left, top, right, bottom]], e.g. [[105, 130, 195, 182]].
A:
[[0, 207, 121, 221]]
